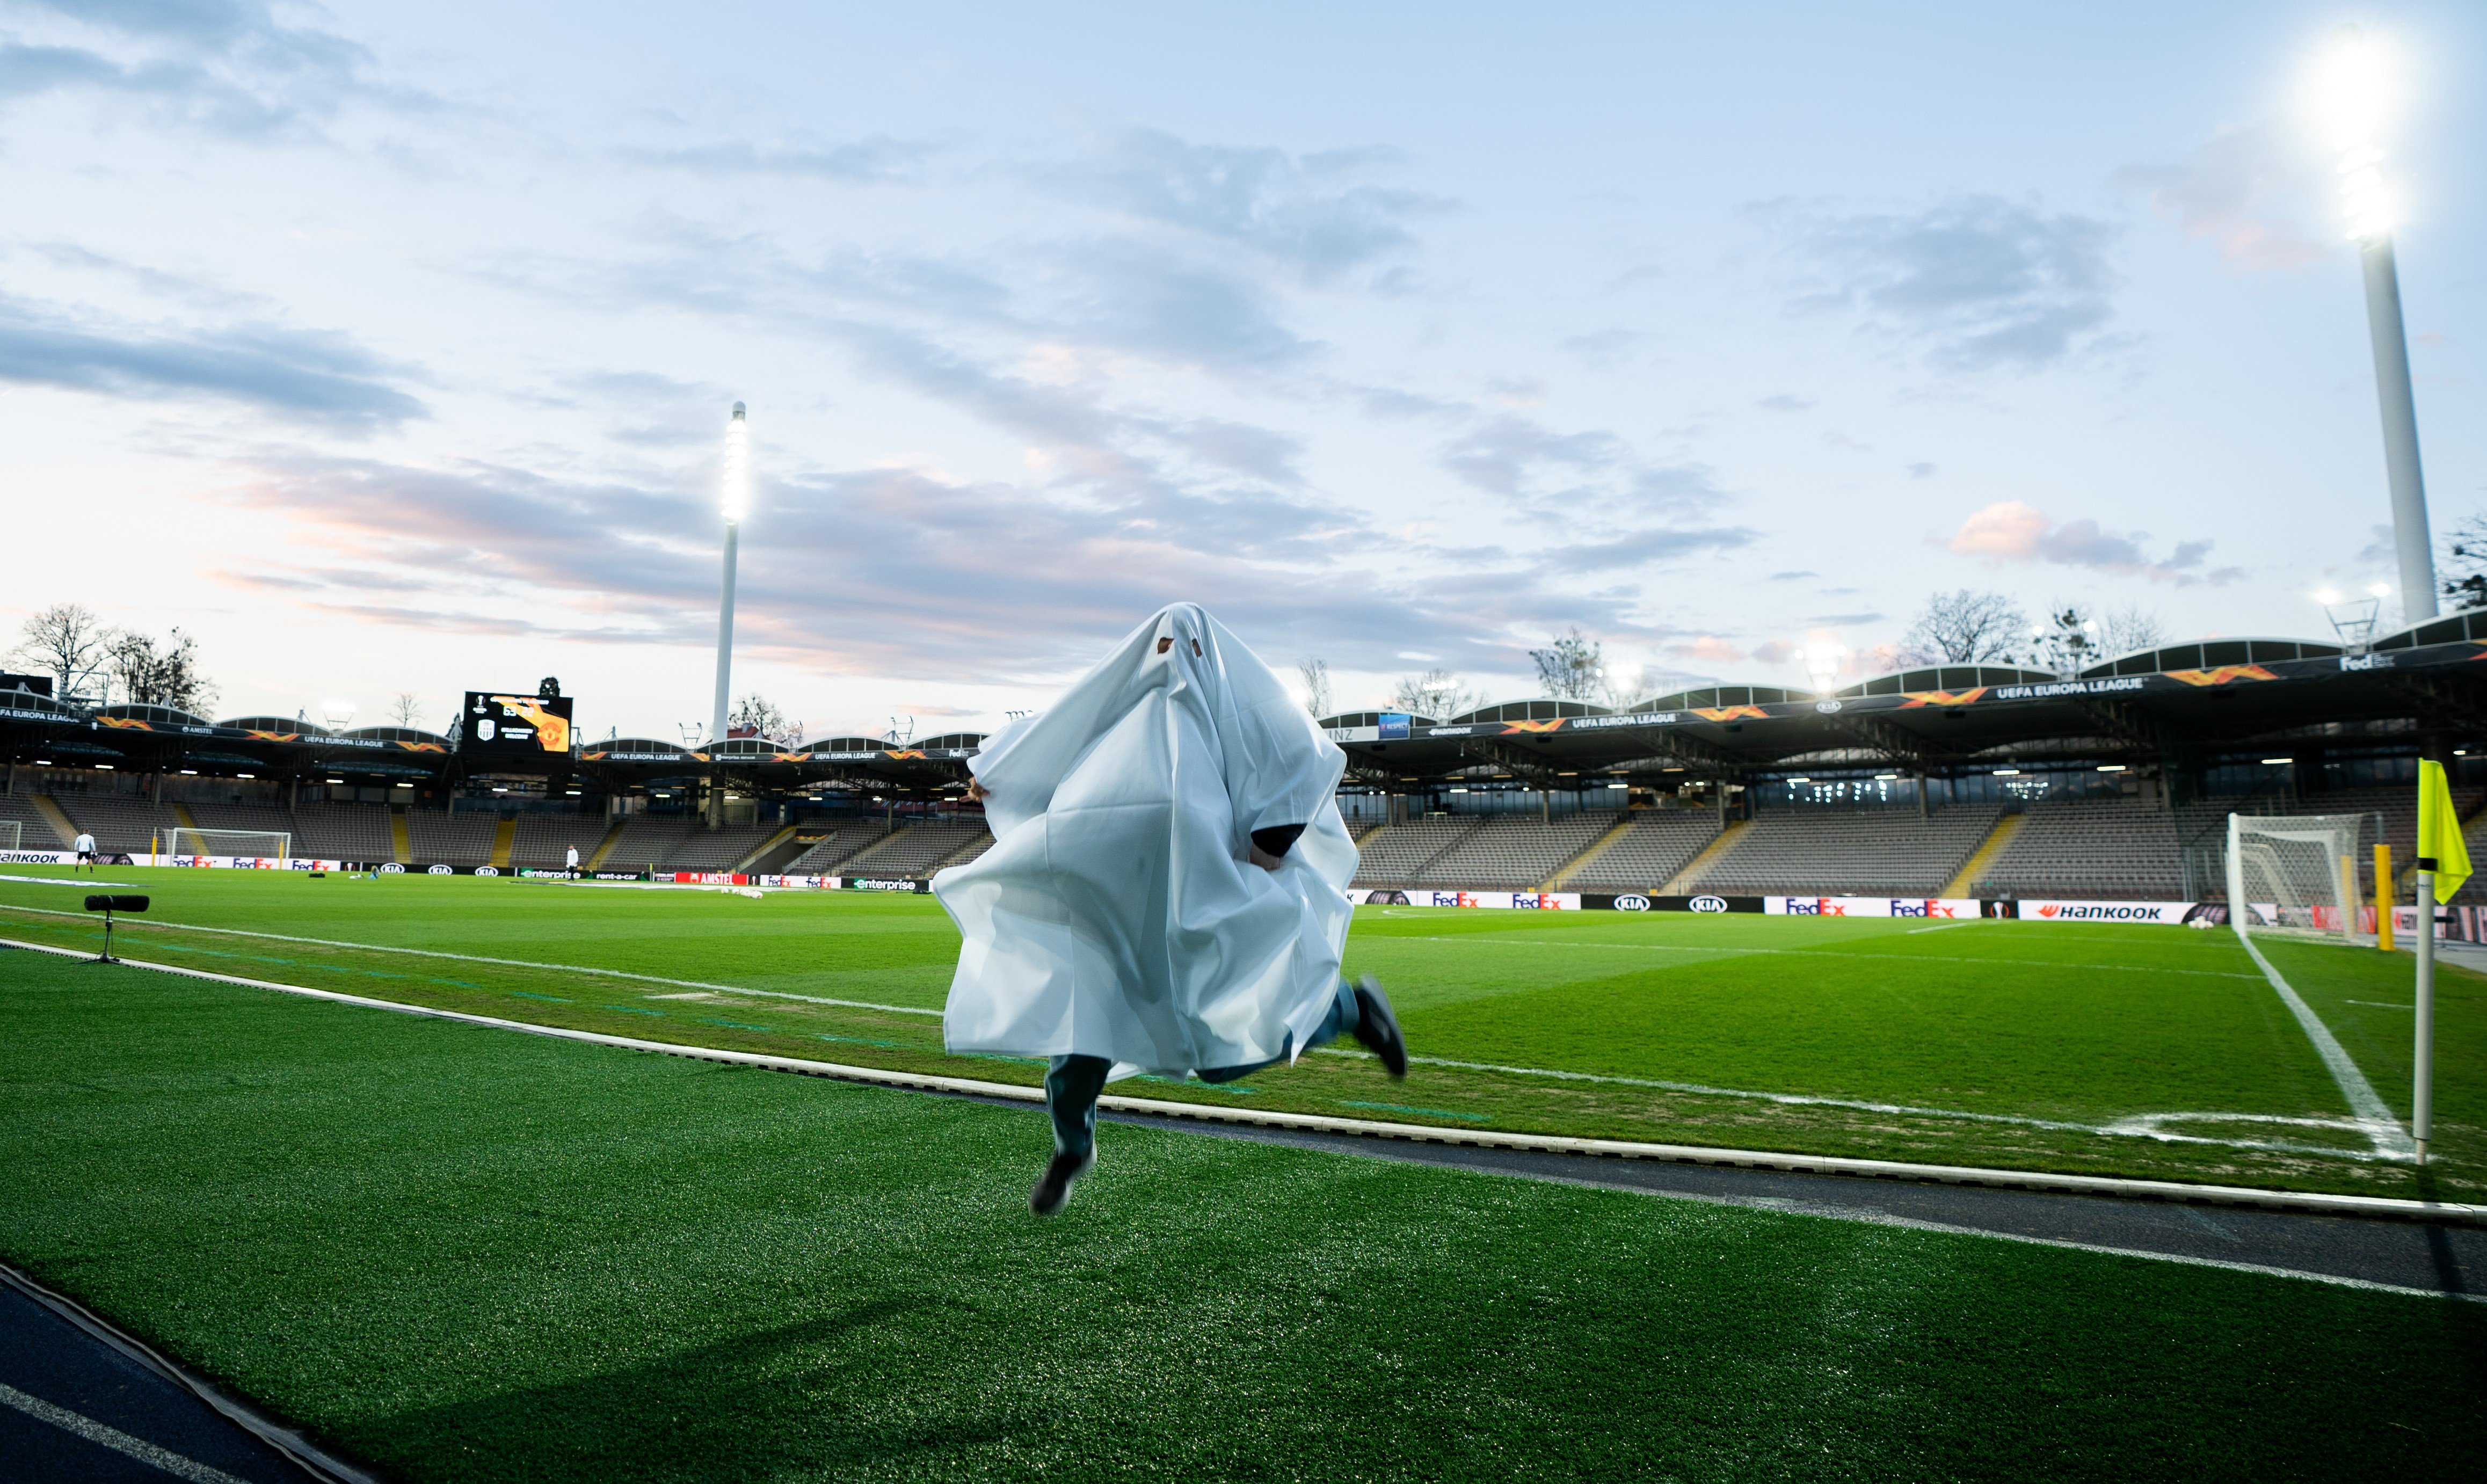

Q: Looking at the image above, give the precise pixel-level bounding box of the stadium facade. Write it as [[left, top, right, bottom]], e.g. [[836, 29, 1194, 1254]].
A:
[[5, 614, 2486, 899]]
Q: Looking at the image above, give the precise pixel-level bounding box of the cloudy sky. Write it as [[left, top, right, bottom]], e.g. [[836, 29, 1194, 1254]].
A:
[[3, 1, 2480, 742]]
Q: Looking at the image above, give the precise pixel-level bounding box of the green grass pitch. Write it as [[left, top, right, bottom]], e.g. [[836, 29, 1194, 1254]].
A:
[[1, 949, 2479, 1482], [0, 864, 2478, 1201]]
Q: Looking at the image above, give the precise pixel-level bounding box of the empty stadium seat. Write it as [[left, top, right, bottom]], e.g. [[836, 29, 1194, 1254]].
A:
[[1690, 807, 2003, 897]]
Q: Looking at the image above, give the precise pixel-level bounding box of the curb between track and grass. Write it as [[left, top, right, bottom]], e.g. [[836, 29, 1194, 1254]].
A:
[[7, 936, 2483, 1228], [0, 1261, 380, 1484]]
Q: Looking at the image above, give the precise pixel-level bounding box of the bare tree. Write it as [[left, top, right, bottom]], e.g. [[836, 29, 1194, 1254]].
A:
[[388, 692, 425, 728], [2094, 603, 2166, 658], [9, 603, 114, 700], [1389, 668, 1480, 721], [1528, 627, 1606, 702], [2443, 512, 2487, 612], [105, 627, 217, 713], [2021, 606, 2104, 675], [1903, 590, 2028, 664], [729, 693, 788, 741], [1296, 657, 1333, 718]]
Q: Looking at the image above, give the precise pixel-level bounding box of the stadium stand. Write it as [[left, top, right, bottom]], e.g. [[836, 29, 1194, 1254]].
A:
[[405, 808, 501, 866], [0, 792, 68, 848], [837, 818, 991, 878], [1977, 797, 2186, 901], [1352, 817, 1483, 886], [187, 801, 300, 842], [598, 816, 698, 873], [786, 824, 891, 873], [1416, 812, 1618, 889], [52, 793, 182, 854], [1688, 806, 2004, 897], [10, 777, 2480, 901], [664, 824, 782, 872], [291, 802, 395, 862], [509, 814, 602, 868], [1560, 811, 1725, 891]]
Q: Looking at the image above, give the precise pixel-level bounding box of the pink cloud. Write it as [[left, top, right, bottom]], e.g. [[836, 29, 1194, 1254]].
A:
[[1944, 500, 2240, 586], [1948, 500, 2050, 561], [1671, 635, 1746, 664]]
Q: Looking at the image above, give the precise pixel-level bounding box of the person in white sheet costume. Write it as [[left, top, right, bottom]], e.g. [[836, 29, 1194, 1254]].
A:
[[934, 602, 1408, 1214]]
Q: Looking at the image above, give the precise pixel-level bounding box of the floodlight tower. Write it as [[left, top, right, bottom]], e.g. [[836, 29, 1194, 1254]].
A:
[[707, 402, 749, 827], [2318, 25, 2437, 622]]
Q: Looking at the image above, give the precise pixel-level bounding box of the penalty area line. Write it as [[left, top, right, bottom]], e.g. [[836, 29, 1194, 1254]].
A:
[[6, 936, 2479, 1233]]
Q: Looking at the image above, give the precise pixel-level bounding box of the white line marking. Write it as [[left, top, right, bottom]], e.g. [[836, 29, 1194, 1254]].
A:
[[1700, 1199, 2482, 1304], [2347, 999, 2416, 1009], [1907, 921, 1975, 934], [8, 936, 2479, 1230], [1308, 1048, 2396, 1159], [0, 901, 943, 1017], [2231, 931, 2414, 1159], [0, 1380, 255, 1484], [1377, 934, 2261, 978]]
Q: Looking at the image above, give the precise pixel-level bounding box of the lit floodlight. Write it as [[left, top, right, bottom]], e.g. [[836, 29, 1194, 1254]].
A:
[[2369, 582, 2393, 597], [2314, 25, 2398, 239], [321, 698, 356, 728], [721, 402, 750, 522], [1797, 644, 1847, 693], [2315, 588, 2341, 605]]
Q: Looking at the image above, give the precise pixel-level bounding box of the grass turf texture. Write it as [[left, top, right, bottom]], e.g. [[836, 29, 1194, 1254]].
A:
[[1, 865, 2479, 1201], [1, 950, 2480, 1482]]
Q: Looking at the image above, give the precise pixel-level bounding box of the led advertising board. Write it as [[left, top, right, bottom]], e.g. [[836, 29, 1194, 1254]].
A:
[[462, 690, 574, 757]]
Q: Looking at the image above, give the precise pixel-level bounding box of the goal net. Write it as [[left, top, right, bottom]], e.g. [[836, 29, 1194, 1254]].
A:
[[0, 821, 18, 851], [167, 827, 293, 863], [2227, 812, 2369, 942]]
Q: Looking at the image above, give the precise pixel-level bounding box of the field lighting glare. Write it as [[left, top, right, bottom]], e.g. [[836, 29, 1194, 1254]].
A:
[[2314, 25, 2396, 239]]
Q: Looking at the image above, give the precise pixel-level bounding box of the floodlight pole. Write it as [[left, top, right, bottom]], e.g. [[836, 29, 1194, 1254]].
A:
[[2359, 236, 2435, 621], [707, 402, 748, 829]]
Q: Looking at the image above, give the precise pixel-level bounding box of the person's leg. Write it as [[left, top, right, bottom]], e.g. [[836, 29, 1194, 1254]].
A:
[[1195, 978, 1363, 1083], [1032, 1053, 1110, 1216], [1043, 1054, 1112, 1156]]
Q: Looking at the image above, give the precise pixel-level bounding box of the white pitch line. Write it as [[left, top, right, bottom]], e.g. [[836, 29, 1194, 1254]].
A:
[[2232, 930, 2413, 1159], [0, 1380, 254, 1484], [0, 900, 943, 1017], [1379, 935, 2261, 979], [1308, 1048, 2398, 1160], [2346, 999, 2415, 1009]]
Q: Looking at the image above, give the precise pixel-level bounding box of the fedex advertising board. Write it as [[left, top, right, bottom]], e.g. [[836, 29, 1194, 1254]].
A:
[[1350, 889, 1582, 910], [1766, 897, 1980, 918]]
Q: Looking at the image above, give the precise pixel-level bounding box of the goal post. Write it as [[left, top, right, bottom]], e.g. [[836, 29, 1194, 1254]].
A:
[[2228, 812, 2370, 942], [166, 827, 292, 864]]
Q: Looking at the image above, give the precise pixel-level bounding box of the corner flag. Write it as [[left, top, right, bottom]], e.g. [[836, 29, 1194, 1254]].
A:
[[2417, 759, 2471, 904]]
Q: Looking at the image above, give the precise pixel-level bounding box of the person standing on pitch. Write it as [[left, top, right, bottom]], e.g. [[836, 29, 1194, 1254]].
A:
[[934, 602, 1407, 1216], [566, 843, 580, 878], [73, 828, 97, 874]]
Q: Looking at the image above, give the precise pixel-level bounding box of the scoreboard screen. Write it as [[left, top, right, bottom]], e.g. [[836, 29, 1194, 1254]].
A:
[[462, 690, 574, 756]]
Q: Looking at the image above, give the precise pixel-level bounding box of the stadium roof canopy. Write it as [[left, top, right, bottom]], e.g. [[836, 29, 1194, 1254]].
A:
[[9, 617, 2486, 796], [1316, 623, 2486, 785]]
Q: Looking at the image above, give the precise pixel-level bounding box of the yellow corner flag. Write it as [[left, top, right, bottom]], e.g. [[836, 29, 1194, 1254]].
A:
[[2418, 759, 2471, 904]]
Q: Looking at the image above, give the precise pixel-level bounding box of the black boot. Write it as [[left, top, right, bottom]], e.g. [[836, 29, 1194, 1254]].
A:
[[1350, 976, 1408, 1079], [1029, 1148, 1094, 1217]]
